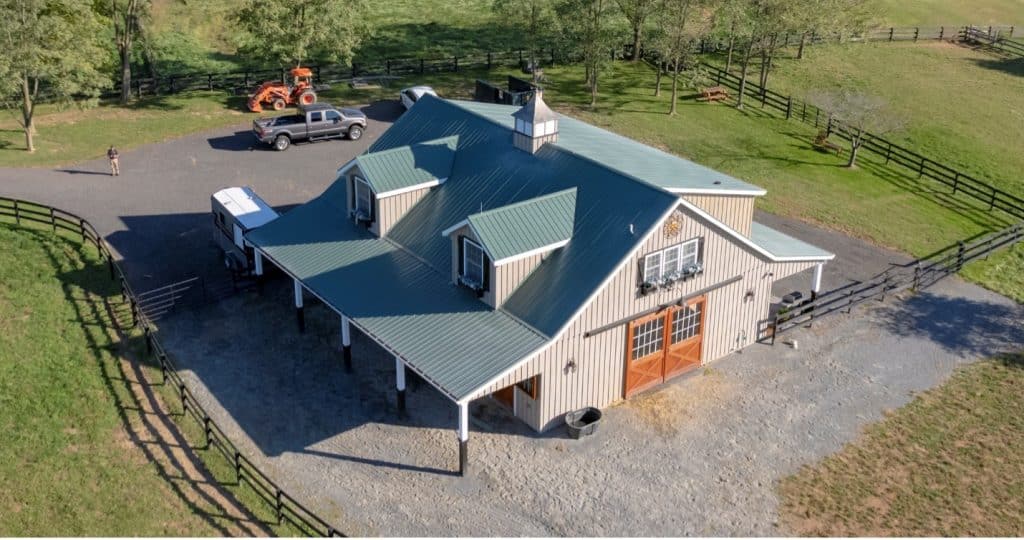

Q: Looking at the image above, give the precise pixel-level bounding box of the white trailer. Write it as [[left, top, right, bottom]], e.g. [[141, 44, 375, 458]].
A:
[[211, 187, 279, 272]]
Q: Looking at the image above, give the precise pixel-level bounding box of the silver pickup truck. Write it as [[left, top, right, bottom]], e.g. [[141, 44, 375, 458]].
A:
[[252, 102, 367, 151]]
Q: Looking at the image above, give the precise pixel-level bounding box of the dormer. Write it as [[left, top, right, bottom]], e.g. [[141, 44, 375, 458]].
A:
[[340, 135, 458, 236], [512, 89, 558, 154], [442, 188, 577, 308]]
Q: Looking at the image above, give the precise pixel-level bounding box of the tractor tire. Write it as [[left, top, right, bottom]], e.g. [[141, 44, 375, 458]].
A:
[[273, 135, 291, 151], [348, 125, 364, 141], [272, 98, 286, 111], [299, 91, 317, 106]]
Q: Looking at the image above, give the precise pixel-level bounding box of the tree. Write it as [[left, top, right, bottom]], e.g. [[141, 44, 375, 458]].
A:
[[791, 0, 872, 60], [109, 0, 150, 104], [559, 0, 621, 107], [493, 0, 560, 74], [0, 0, 110, 152], [651, 0, 712, 114], [235, 0, 369, 68], [809, 90, 903, 168], [617, 0, 657, 61]]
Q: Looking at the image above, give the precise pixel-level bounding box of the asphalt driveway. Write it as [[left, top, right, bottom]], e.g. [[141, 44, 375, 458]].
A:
[[0, 100, 402, 289]]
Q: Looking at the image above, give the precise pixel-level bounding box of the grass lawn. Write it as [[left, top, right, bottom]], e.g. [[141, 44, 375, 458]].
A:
[[780, 354, 1024, 536], [743, 41, 1024, 197], [877, 0, 1024, 26], [0, 218, 304, 535], [0, 223, 218, 535]]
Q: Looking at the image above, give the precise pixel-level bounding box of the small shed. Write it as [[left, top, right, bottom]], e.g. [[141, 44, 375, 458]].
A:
[[211, 187, 279, 271]]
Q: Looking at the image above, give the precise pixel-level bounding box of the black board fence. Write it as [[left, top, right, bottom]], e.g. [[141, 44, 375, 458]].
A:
[[961, 25, 1024, 57], [0, 196, 344, 537], [698, 61, 1024, 223], [770, 222, 1024, 340]]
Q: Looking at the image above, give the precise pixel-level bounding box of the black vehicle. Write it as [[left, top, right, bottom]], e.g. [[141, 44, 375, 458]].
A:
[[252, 103, 367, 151]]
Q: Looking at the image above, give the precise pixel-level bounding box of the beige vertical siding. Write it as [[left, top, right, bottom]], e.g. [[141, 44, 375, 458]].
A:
[[376, 187, 431, 237], [473, 203, 822, 432], [682, 194, 756, 236], [489, 254, 546, 306]]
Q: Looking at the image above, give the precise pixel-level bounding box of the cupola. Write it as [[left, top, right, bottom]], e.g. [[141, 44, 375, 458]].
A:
[[512, 89, 558, 154]]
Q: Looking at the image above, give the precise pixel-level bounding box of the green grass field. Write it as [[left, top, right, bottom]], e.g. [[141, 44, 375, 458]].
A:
[[878, 0, 1023, 26], [780, 354, 1024, 536], [746, 41, 1024, 197], [0, 223, 219, 535], [0, 219, 305, 535]]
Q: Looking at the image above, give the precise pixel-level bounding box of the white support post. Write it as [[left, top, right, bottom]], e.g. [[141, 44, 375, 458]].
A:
[[458, 401, 469, 476], [341, 315, 352, 372], [293, 279, 305, 333], [395, 355, 407, 414], [812, 263, 824, 300], [254, 250, 264, 276]]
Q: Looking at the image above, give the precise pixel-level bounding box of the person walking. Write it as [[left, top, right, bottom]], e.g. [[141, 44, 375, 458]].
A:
[[107, 145, 120, 176]]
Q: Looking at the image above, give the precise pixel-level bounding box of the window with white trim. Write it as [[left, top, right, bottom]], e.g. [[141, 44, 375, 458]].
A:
[[631, 317, 665, 361], [642, 238, 701, 283], [671, 303, 703, 344], [461, 237, 485, 288], [354, 176, 373, 220]]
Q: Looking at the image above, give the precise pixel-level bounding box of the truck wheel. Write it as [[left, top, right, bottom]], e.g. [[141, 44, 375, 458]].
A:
[[273, 135, 291, 151], [272, 98, 286, 111], [299, 91, 317, 105], [348, 125, 364, 140]]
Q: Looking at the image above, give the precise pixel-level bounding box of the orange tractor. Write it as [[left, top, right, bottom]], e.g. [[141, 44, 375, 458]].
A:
[[247, 67, 318, 113]]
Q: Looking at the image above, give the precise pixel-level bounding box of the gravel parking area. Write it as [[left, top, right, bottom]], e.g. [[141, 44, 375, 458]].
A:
[[156, 269, 1023, 536]]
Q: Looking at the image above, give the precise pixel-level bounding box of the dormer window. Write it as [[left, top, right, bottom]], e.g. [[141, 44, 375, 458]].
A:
[[354, 176, 374, 223], [460, 237, 488, 292]]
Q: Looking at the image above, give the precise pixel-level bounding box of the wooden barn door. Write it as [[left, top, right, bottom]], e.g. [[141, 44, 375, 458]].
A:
[[625, 296, 707, 399], [663, 296, 705, 380], [625, 311, 667, 398]]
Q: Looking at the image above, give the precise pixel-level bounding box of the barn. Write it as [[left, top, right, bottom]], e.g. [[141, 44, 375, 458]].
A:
[[245, 92, 833, 473]]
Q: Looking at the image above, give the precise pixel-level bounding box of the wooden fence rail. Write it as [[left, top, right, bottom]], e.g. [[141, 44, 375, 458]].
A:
[[771, 223, 1024, 339], [0, 196, 345, 537]]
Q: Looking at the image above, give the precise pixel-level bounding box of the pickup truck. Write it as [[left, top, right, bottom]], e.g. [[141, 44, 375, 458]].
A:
[[252, 102, 367, 151]]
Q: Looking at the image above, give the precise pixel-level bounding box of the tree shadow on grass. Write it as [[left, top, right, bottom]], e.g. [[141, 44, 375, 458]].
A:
[[14, 226, 275, 536], [969, 55, 1024, 77]]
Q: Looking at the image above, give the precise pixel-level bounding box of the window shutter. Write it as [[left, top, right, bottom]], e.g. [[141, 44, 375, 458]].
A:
[[368, 192, 376, 224], [457, 236, 465, 276], [482, 253, 491, 291]]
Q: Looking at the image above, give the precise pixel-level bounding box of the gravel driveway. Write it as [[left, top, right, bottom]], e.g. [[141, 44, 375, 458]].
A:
[[156, 264, 1024, 536]]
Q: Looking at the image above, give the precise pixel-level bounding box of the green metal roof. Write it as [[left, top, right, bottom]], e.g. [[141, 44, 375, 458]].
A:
[[246, 189, 548, 402], [749, 222, 834, 260], [452, 100, 766, 196], [354, 135, 458, 195], [465, 188, 576, 263]]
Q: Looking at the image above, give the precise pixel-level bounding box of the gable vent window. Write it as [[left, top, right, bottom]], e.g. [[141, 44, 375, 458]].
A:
[[354, 176, 374, 223], [641, 238, 703, 291], [459, 237, 490, 295]]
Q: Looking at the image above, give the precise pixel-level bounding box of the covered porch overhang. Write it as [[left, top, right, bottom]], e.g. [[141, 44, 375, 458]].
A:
[[244, 196, 549, 475]]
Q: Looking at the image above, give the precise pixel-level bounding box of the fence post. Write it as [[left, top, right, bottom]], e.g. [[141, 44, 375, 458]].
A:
[[939, 26, 944, 40], [145, 326, 153, 354], [169, 77, 175, 93], [386, 59, 391, 75], [486, 52, 491, 70], [203, 416, 212, 449], [275, 489, 283, 523], [351, 63, 357, 78], [770, 315, 778, 346], [952, 172, 959, 194], [207, 74, 213, 91], [550, 48, 556, 65], [179, 382, 187, 415], [519, 50, 523, 64], [108, 255, 115, 280], [917, 158, 925, 179], [786, 96, 792, 119], [912, 264, 921, 291], [826, 115, 833, 137], [160, 354, 167, 384], [244, 72, 249, 89], [454, 56, 458, 72], [957, 241, 965, 271], [79, 218, 86, 242], [420, 59, 425, 74], [1010, 26, 1015, 38], [889, 27, 894, 41], [50, 207, 56, 232], [801, 101, 807, 122], [814, 108, 820, 127], [914, 27, 919, 41], [315, 65, 321, 83], [989, 189, 997, 210], [884, 143, 892, 164], [12, 200, 19, 225]]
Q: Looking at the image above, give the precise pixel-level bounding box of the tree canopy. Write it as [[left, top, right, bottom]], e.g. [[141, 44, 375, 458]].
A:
[[234, 0, 370, 67], [0, 0, 110, 152]]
